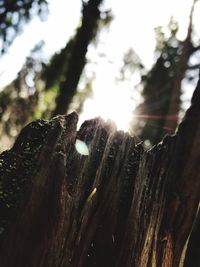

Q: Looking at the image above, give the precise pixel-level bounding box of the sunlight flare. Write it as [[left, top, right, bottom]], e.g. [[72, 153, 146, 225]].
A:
[[79, 70, 135, 132]]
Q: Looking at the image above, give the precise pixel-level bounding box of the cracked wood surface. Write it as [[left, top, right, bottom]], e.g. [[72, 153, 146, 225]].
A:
[[0, 81, 200, 266]]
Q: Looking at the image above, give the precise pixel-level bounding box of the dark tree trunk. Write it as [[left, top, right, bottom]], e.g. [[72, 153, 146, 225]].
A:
[[52, 0, 103, 116], [0, 80, 200, 266]]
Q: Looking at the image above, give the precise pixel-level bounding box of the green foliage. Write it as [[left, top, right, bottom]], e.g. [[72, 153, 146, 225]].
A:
[[155, 17, 179, 51], [0, 42, 46, 150], [0, 0, 48, 53], [41, 39, 75, 90], [117, 48, 145, 81], [33, 85, 58, 119]]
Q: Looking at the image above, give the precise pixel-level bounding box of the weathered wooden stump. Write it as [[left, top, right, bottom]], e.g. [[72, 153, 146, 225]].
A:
[[0, 82, 200, 266]]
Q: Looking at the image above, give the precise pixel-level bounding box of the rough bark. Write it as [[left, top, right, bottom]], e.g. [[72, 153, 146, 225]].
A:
[[0, 80, 200, 266]]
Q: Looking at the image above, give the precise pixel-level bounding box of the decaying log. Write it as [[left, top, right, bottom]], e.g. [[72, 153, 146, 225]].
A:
[[0, 81, 200, 266]]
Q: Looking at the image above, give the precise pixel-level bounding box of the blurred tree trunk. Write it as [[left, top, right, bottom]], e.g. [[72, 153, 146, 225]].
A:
[[52, 0, 103, 116], [164, 0, 197, 132], [0, 77, 200, 266], [133, 0, 197, 146]]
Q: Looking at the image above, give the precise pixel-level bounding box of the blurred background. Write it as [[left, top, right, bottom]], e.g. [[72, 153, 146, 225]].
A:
[[0, 0, 200, 151]]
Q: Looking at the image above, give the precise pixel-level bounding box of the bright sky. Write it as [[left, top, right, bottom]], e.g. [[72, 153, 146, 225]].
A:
[[0, 0, 197, 131]]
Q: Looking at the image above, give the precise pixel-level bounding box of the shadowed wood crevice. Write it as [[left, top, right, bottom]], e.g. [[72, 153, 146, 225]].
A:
[[0, 82, 200, 266], [183, 208, 200, 267]]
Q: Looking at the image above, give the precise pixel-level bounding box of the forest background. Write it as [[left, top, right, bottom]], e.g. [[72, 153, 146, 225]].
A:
[[0, 0, 200, 151]]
